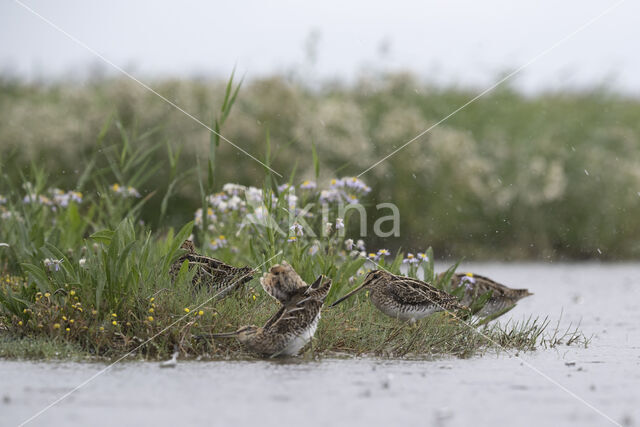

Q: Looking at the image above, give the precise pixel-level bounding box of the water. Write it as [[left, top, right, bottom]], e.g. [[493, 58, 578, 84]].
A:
[[1, 263, 639, 427]]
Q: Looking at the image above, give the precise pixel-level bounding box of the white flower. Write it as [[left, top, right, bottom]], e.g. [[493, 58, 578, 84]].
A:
[[287, 236, 298, 243], [227, 195, 244, 211], [277, 183, 293, 194], [461, 273, 476, 290], [377, 249, 390, 257], [0, 195, 6, 204], [335, 218, 344, 230], [286, 194, 298, 210], [356, 240, 366, 251], [325, 222, 333, 234], [44, 258, 63, 272], [300, 180, 317, 190], [245, 187, 263, 204], [417, 252, 429, 262], [344, 194, 359, 205], [78, 258, 87, 267], [69, 191, 83, 203], [290, 222, 304, 236], [367, 252, 379, 261], [127, 186, 141, 198], [209, 235, 228, 250], [329, 178, 344, 189], [344, 239, 354, 250], [222, 183, 246, 196], [403, 253, 418, 264], [207, 192, 228, 208], [319, 189, 341, 203]]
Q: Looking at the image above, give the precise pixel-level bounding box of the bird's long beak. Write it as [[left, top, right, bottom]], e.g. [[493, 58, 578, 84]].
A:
[[329, 282, 368, 307], [210, 331, 240, 338]]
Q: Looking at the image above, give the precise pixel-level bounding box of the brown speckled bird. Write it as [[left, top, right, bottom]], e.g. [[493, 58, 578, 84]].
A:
[[331, 270, 466, 322], [259, 261, 310, 305], [440, 272, 532, 317], [212, 275, 332, 357], [170, 240, 253, 297]]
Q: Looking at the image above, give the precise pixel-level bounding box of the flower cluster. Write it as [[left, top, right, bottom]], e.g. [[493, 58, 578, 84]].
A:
[[110, 183, 141, 198], [320, 177, 371, 205], [403, 252, 429, 264], [208, 235, 228, 250], [22, 188, 84, 209]]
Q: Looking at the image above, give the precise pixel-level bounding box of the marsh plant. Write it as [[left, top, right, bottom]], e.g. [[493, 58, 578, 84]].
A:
[[0, 77, 588, 359], [2, 73, 640, 259]]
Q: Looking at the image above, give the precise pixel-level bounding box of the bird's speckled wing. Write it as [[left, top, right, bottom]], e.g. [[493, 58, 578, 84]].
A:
[[453, 273, 531, 300], [269, 299, 323, 335], [388, 276, 461, 309]]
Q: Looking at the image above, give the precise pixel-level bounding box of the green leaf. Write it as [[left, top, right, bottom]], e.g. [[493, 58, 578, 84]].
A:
[[20, 263, 51, 290], [90, 229, 115, 246]]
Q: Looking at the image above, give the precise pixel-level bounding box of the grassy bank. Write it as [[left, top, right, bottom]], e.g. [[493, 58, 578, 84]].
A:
[[0, 104, 588, 359], [1, 73, 640, 259]]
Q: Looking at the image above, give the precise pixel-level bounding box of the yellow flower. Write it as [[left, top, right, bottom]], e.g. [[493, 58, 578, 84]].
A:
[[112, 320, 117, 326], [92, 309, 97, 315], [111, 313, 117, 318], [111, 183, 120, 192], [465, 272, 474, 277], [150, 297, 155, 303], [18, 321, 23, 326], [99, 326, 105, 331], [62, 316, 67, 321], [69, 319, 74, 324], [252, 295, 256, 301], [44, 292, 51, 298], [70, 290, 76, 296], [184, 308, 190, 313], [198, 310, 204, 316], [53, 323, 60, 329], [126, 322, 131, 326], [23, 308, 27, 313], [65, 328, 70, 332], [148, 308, 154, 313], [147, 316, 154, 322]]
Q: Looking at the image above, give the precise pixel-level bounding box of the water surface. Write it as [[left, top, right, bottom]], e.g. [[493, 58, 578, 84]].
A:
[[1, 263, 639, 426]]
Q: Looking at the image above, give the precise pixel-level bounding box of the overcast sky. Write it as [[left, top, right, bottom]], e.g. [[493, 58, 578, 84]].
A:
[[1, 0, 638, 93]]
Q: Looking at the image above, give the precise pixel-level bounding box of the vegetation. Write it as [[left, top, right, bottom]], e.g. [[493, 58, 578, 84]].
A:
[[1, 73, 639, 260], [0, 78, 588, 360]]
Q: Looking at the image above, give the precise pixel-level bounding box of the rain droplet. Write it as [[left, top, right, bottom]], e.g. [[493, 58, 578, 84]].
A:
[[584, 169, 589, 176]]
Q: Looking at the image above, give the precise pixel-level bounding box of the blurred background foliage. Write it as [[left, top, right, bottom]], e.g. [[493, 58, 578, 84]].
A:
[[1, 72, 639, 260]]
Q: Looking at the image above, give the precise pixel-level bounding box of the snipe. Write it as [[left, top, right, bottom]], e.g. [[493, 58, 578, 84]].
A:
[[260, 261, 311, 305], [440, 272, 532, 317], [170, 240, 253, 297], [331, 269, 466, 322], [212, 275, 332, 357]]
